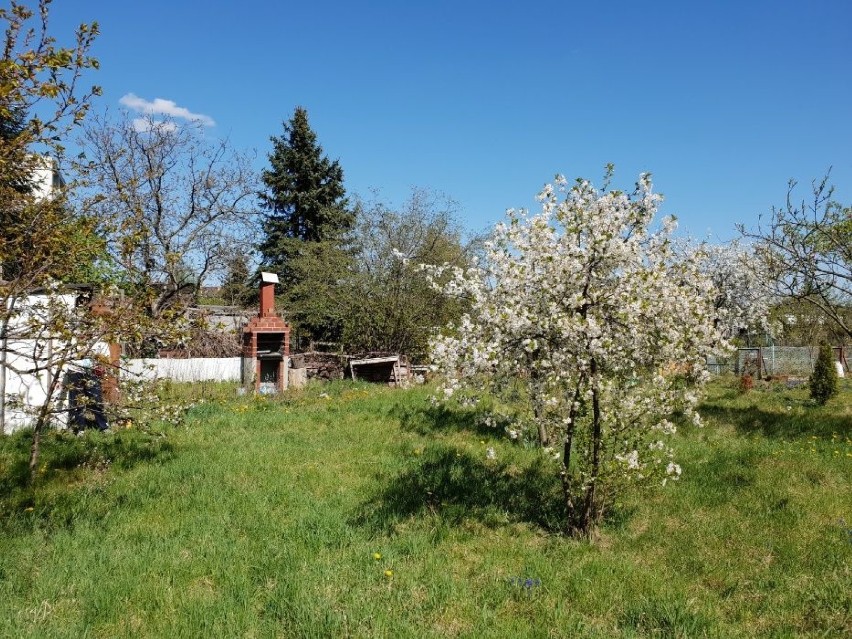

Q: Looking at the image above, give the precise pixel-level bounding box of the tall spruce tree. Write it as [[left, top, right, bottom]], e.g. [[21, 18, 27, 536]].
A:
[[259, 107, 353, 274], [258, 107, 354, 343]]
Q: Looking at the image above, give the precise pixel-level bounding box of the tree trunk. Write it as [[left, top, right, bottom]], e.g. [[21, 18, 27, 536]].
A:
[[0, 303, 11, 435], [28, 405, 50, 481], [534, 401, 549, 447], [28, 368, 62, 482], [580, 363, 602, 536], [530, 365, 549, 447], [560, 385, 583, 530]]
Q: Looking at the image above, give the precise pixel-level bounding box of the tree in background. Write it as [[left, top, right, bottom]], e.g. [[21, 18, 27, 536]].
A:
[[258, 107, 354, 344], [770, 298, 851, 346], [219, 252, 253, 308], [687, 239, 777, 344], [78, 113, 260, 325], [739, 174, 851, 339], [0, 103, 30, 198], [341, 188, 480, 360], [427, 172, 731, 536], [809, 342, 839, 405]]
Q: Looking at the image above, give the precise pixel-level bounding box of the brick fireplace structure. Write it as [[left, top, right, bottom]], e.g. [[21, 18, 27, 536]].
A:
[[241, 272, 290, 393]]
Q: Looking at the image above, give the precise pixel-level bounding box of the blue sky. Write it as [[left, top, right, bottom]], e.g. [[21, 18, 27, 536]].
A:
[[49, 0, 852, 241]]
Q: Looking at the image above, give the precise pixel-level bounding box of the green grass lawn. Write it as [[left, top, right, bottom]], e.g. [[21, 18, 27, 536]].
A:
[[0, 377, 850, 638]]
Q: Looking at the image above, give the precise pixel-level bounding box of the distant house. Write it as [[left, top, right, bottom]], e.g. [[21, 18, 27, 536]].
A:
[[30, 155, 65, 201], [0, 155, 65, 282]]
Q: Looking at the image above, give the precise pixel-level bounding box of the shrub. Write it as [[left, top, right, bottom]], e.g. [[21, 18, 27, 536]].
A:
[[809, 342, 838, 405], [738, 374, 754, 393], [426, 171, 730, 536]]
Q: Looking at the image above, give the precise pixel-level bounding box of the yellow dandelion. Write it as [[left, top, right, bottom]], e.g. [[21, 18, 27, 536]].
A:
[[373, 552, 382, 560], [384, 569, 394, 578]]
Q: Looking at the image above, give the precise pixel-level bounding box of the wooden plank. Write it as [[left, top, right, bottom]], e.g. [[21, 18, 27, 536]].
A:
[[349, 356, 399, 366]]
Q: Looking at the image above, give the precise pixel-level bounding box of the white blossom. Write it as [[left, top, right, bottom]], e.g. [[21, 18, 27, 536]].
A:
[[616, 450, 641, 470], [666, 462, 682, 479], [424, 171, 740, 530]]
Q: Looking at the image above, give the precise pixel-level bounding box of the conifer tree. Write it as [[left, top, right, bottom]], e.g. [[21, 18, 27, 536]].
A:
[[809, 342, 839, 405], [220, 252, 251, 308], [259, 107, 353, 280], [258, 107, 354, 342]]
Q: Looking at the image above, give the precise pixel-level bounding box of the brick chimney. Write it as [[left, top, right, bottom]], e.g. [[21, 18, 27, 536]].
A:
[[242, 271, 290, 393], [259, 272, 278, 317]]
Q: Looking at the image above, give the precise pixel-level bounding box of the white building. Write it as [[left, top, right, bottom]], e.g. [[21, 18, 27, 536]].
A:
[[30, 155, 65, 202]]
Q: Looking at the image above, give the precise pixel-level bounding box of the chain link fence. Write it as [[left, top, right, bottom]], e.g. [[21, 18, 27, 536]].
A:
[[707, 346, 849, 377]]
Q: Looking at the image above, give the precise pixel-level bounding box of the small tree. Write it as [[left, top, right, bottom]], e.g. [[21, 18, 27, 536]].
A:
[[219, 252, 252, 308], [428, 171, 730, 536], [809, 342, 838, 405], [0, 3, 189, 478], [0, 0, 102, 439], [739, 174, 851, 339]]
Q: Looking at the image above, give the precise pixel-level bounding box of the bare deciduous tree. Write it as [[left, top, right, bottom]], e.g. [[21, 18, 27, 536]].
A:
[[78, 113, 260, 319], [739, 174, 851, 339]]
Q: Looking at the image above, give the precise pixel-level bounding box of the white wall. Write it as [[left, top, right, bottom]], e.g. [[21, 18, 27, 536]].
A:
[[2, 343, 54, 432], [2, 353, 280, 433], [124, 357, 243, 382], [1, 333, 109, 434]]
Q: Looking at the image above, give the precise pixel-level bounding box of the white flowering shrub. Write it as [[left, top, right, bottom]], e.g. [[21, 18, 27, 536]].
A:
[[426, 171, 733, 535], [685, 239, 777, 342]]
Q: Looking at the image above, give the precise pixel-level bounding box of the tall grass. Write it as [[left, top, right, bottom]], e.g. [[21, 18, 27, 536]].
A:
[[0, 377, 849, 637]]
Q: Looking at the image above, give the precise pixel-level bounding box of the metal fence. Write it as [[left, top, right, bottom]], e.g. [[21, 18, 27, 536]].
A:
[[707, 346, 849, 377]]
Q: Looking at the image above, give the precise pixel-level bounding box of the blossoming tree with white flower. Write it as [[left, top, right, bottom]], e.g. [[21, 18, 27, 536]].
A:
[[427, 170, 733, 536], [687, 239, 777, 342]]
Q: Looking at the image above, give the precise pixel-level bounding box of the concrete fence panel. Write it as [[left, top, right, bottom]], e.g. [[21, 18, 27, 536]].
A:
[[124, 357, 243, 383]]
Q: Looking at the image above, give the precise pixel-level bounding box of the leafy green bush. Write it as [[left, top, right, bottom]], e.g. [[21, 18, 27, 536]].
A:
[[809, 342, 839, 404]]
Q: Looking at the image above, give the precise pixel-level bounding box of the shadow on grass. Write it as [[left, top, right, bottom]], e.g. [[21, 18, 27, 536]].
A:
[[393, 403, 499, 438], [681, 444, 763, 509], [620, 597, 716, 637], [0, 427, 173, 526], [700, 403, 851, 440], [356, 442, 566, 534]]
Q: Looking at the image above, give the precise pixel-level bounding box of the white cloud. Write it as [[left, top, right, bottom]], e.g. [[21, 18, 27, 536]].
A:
[[120, 93, 215, 127], [131, 117, 178, 134]]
